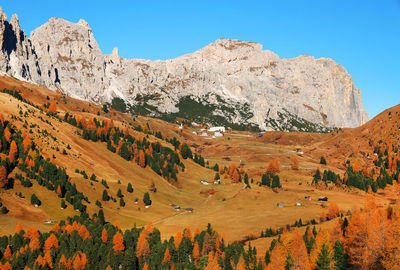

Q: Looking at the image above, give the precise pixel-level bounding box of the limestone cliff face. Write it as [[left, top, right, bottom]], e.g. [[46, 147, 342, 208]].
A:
[[0, 9, 369, 131]]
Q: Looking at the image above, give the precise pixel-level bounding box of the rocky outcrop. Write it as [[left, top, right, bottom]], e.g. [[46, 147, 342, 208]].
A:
[[0, 8, 42, 82], [0, 9, 369, 131]]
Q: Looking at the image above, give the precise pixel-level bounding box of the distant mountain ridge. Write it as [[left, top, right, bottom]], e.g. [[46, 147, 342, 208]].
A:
[[0, 8, 369, 131]]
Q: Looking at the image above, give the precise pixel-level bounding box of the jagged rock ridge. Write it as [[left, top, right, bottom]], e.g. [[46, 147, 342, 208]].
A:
[[0, 8, 369, 131]]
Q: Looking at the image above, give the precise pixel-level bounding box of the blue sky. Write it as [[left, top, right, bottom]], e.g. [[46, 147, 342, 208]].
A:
[[1, 0, 399, 118]]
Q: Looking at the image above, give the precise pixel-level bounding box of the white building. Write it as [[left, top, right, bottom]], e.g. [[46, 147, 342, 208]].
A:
[[208, 127, 225, 133], [214, 131, 223, 137]]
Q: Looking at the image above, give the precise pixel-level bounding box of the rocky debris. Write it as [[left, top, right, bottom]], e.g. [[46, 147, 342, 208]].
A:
[[0, 8, 369, 130]]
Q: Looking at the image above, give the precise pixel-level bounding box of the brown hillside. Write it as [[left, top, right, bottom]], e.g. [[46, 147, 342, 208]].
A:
[[0, 75, 397, 243]]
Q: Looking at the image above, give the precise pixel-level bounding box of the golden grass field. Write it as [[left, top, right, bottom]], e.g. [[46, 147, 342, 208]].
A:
[[0, 75, 397, 251]]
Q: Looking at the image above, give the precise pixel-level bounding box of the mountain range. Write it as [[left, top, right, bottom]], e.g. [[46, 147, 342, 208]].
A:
[[0, 8, 369, 131]]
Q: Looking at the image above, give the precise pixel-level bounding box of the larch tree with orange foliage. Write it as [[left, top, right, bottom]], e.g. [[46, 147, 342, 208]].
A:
[[267, 243, 287, 270], [29, 235, 41, 251], [291, 156, 299, 170], [174, 231, 183, 249], [15, 222, 24, 234], [267, 159, 280, 175], [73, 252, 88, 270], [139, 150, 146, 168], [0, 166, 8, 188], [184, 227, 193, 242], [2, 262, 12, 270], [136, 231, 150, 260], [4, 127, 11, 142], [22, 137, 31, 152], [3, 245, 12, 260], [193, 242, 200, 264], [101, 228, 108, 243], [113, 231, 125, 254], [383, 211, 400, 269], [163, 247, 171, 264], [232, 169, 240, 183], [78, 225, 91, 240], [350, 195, 385, 268], [48, 102, 57, 113], [8, 140, 18, 162], [327, 202, 340, 220], [291, 229, 311, 270], [44, 233, 59, 252]]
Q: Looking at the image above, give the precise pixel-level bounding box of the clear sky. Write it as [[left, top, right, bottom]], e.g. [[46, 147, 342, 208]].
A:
[[1, 0, 399, 118]]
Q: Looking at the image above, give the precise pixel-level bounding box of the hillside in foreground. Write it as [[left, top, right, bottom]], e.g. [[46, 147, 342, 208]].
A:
[[0, 75, 399, 269]]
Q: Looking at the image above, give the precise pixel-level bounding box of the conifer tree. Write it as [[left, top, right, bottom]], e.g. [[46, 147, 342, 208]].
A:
[[127, 183, 133, 193], [102, 190, 110, 201], [315, 244, 332, 270], [143, 192, 151, 206], [333, 240, 347, 270]]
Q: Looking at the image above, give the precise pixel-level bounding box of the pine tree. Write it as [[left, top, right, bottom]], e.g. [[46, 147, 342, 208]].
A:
[[181, 144, 192, 159], [333, 240, 347, 270], [320, 156, 327, 165], [143, 192, 151, 206], [271, 175, 281, 188], [127, 183, 133, 193], [117, 188, 123, 198], [61, 199, 66, 209], [30, 194, 41, 206], [102, 189, 109, 201], [315, 244, 332, 270], [119, 197, 125, 207], [98, 209, 106, 225]]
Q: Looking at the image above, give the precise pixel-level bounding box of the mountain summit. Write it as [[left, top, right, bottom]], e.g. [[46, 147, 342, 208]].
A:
[[0, 9, 369, 131]]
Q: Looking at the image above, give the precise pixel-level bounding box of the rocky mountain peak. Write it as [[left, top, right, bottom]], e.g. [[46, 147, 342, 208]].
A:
[[194, 38, 265, 61], [0, 7, 7, 21], [77, 19, 90, 28], [9, 14, 19, 29], [0, 9, 369, 131]]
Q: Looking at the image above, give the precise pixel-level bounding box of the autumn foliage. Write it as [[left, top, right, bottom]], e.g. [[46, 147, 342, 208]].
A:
[[267, 159, 280, 175], [291, 156, 299, 170], [0, 166, 7, 188]]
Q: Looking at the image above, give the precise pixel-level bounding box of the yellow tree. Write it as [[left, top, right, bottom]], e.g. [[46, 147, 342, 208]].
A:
[[291, 228, 311, 270], [383, 211, 400, 269], [267, 243, 286, 270]]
